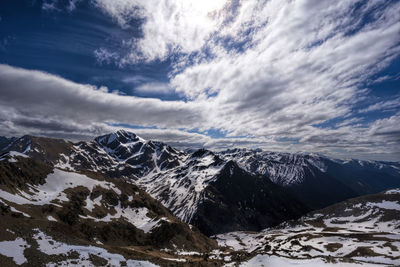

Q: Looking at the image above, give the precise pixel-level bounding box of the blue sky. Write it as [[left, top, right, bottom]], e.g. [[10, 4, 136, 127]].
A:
[[0, 0, 399, 161], [0, 0, 180, 100]]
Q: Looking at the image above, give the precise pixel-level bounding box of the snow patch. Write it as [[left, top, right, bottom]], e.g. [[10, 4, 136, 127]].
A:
[[85, 195, 102, 212], [241, 255, 383, 267], [0, 151, 29, 163], [80, 205, 169, 233], [0, 238, 30, 265], [0, 169, 121, 206], [55, 153, 75, 171], [385, 188, 400, 195], [33, 229, 159, 266], [47, 215, 57, 221], [366, 200, 400, 211]]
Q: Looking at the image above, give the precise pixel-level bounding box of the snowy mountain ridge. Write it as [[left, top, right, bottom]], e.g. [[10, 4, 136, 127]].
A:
[[1, 130, 400, 231], [0, 131, 310, 235], [220, 149, 328, 186], [1, 130, 400, 266], [219, 148, 400, 186]]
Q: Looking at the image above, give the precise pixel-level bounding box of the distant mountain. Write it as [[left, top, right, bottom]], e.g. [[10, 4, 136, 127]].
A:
[[323, 158, 400, 195], [0, 136, 17, 153], [216, 188, 400, 266], [220, 148, 400, 209]]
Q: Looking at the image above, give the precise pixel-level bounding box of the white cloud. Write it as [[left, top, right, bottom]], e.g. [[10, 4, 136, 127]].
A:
[[0, 62, 398, 160], [94, 0, 400, 139], [92, 0, 142, 28], [42, 2, 59, 11], [94, 0, 229, 62], [94, 48, 120, 65], [369, 113, 400, 141], [169, 0, 400, 140], [42, 0, 82, 12], [92, 0, 400, 160], [0, 64, 204, 130], [135, 82, 174, 95], [359, 97, 400, 113]]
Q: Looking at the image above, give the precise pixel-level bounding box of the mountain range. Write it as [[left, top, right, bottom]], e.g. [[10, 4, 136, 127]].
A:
[[0, 130, 399, 266]]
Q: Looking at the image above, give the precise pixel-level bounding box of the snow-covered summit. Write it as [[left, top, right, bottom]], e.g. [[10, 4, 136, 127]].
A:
[[219, 148, 328, 186]]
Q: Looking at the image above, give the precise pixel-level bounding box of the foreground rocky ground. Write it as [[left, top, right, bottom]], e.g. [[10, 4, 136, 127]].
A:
[[217, 189, 400, 266], [0, 154, 221, 266]]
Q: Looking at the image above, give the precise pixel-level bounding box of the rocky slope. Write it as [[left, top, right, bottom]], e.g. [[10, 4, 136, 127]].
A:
[[0, 153, 219, 266], [190, 160, 308, 236], [216, 189, 400, 266]]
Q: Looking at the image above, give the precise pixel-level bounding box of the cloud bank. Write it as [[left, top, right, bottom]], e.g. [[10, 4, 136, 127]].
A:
[[1, 63, 399, 161]]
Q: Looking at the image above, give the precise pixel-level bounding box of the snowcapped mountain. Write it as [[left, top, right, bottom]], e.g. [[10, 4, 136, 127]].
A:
[[135, 149, 226, 223], [93, 130, 185, 176], [220, 149, 328, 186], [135, 147, 308, 236], [0, 131, 309, 236], [216, 188, 400, 266], [1, 130, 399, 236], [1, 130, 400, 266], [220, 148, 400, 187], [189, 160, 309, 236], [220, 148, 400, 209]]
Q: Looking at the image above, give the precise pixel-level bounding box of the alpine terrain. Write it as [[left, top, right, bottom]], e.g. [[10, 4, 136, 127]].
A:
[[0, 130, 399, 266]]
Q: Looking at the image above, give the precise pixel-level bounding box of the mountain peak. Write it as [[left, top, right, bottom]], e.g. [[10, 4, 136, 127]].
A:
[[95, 129, 146, 147], [113, 129, 140, 140], [191, 148, 213, 158], [115, 129, 133, 136]]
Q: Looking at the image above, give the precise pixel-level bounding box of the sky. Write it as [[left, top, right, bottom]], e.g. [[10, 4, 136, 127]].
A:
[[0, 0, 399, 161]]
